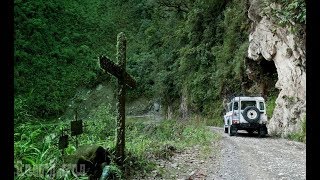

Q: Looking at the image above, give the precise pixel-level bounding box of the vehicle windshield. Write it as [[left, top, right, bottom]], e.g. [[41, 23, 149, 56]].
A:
[[241, 101, 256, 110]]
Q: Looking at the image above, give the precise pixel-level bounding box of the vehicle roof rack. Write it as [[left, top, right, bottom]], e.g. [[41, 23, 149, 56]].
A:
[[227, 92, 263, 101], [227, 92, 245, 101]]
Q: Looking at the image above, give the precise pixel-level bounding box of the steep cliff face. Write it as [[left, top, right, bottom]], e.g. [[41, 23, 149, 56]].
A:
[[247, 0, 306, 137]]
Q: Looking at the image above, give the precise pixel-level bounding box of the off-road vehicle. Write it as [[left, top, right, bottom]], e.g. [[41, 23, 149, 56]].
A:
[[223, 96, 268, 137]]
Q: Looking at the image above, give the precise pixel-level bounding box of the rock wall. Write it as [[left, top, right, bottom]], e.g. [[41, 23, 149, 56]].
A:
[[247, 0, 306, 137]]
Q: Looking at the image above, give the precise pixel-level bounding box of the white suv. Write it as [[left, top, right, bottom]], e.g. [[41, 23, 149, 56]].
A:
[[223, 96, 268, 137]]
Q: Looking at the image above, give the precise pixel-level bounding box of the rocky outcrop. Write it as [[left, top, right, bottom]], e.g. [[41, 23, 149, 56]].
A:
[[247, 0, 306, 137]]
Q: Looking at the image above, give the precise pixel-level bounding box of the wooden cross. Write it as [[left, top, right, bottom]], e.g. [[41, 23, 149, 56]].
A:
[[99, 32, 136, 165]]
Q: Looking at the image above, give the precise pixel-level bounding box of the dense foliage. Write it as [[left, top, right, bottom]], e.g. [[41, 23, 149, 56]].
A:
[[128, 0, 251, 124], [262, 0, 306, 35], [15, 0, 305, 123], [14, 0, 289, 124], [14, 0, 143, 121]]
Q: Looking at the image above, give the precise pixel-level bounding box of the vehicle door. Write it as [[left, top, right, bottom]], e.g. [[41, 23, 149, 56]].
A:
[[239, 100, 257, 123]]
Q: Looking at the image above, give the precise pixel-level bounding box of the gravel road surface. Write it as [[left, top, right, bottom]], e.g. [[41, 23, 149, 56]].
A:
[[208, 127, 306, 180]]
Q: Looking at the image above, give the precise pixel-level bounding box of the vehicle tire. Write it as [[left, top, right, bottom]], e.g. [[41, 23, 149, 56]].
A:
[[224, 127, 228, 133], [242, 106, 261, 123], [229, 125, 237, 136], [258, 126, 267, 137]]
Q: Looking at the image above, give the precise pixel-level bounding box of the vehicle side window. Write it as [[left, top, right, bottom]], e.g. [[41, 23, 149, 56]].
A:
[[259, 102, 265, 110], [233, 102, 238, 110], [229, 103, 232, 111]]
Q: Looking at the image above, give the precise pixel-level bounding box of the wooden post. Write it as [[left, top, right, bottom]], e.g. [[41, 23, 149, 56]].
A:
[[116, 32, 126, 165], [98, 32, 136, 166]]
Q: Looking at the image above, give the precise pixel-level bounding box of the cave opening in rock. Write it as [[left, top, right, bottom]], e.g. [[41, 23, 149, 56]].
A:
[[257, 59, 279, 100], [244, 57, 279, 100], [259, 59, 277, 78]]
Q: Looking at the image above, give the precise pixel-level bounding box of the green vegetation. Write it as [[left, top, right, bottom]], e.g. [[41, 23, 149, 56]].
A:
[[287, 115, 306, 143], [204, 101, 225, 127], [14, 0, 254, 124], [14, 103, 217, 179], [14, 0, 143, 121], [262, 0, 306, 35], [130, 0, 251, 122], [266, 95, 277, 119]]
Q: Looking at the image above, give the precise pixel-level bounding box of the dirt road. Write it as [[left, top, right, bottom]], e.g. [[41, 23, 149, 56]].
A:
[[133, 126, 306, 180], [209, 127, 306, 180]]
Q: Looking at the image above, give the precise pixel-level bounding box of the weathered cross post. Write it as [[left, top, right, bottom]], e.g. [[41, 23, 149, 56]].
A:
[[99, 32, 136, 165]]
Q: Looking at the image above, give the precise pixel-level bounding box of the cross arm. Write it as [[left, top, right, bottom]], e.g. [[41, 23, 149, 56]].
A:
[[99, 56, 136, 88]]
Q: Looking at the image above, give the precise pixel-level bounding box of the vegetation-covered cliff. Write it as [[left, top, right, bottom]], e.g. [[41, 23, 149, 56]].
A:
[[14, 0, 305, 137]]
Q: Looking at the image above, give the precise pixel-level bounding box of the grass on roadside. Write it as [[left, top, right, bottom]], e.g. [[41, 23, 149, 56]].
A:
[[14, 103, 219, 179], [266, 95, 277, 119], [287, 115, 306, 143]]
